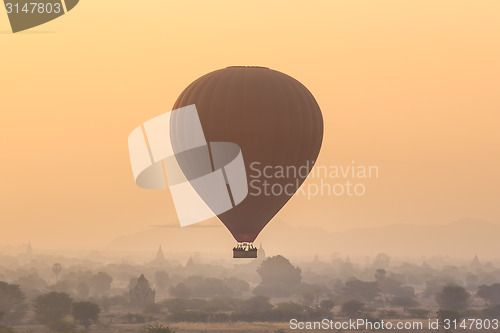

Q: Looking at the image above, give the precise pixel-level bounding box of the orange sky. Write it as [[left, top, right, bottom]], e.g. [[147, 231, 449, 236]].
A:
[[0, 0, 499, 249]]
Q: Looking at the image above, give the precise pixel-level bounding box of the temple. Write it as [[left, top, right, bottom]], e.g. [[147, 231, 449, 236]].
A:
[[129, 274, 155, 305]]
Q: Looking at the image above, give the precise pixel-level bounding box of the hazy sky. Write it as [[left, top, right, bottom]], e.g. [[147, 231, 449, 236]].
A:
[[1, 1, 499, 249]]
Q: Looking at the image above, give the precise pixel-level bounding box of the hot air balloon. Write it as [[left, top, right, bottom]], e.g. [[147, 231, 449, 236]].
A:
[[171, 66, 323, 258]]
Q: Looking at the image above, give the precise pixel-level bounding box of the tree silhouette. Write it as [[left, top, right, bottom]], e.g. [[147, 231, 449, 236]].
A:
[[341, 300, 365, 317], [225, 277, 250, 294], [319, 299, 335, 311], [374, 269, 386, 280], [343, 278, 379, 301], [0, 282, 27, 324], [33, 292, 72, 324], [436, 285, 470, 311], [11, 273, 47, 299], [89, 272, 113, 296], [375, 270, 406, 296], [257, 256, 302, 285], [241, 296, 273, 312], [253, 255, 302, 297], [72, 301, 100, 329], [477, 284, 500, 305], [52, 263, 62, 283], [194, 278, 233, 298]]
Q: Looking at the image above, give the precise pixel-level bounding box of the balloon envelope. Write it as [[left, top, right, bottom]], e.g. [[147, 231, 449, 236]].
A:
[[172, 66, 323, 242]]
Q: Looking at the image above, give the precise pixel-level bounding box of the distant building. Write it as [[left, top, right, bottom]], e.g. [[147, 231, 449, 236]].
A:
[[186, 256, 196, 268], [20, 241, 34, 265], [27, 241, 33, 259], [258, 243, 266, 260], [470, 254, 482, 270], [340, 256, 354, 272], [255, 242, 267, 263], [150, 245, 167, 266], [129, 274, 155, 305]]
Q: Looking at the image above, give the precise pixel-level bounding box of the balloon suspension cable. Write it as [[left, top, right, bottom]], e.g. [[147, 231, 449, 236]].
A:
[[233, 242, 257, 258]]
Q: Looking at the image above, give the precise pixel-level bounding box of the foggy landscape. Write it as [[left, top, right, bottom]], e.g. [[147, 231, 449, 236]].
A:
[[2, 219, 500, 333], [1, 0, 499, 332]]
